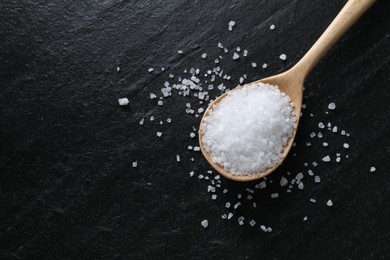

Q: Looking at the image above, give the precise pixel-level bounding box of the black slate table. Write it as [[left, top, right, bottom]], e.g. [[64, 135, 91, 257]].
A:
[[1, 0, 389, 259]]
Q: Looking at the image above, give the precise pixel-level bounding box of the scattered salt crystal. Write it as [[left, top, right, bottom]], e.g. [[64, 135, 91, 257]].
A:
[[262, 63, 268, 69], [190, 132, 196, 138], [228, 213, 233, 219], [298, 182, 304, 189], [233, 52, 240, 60], [132, 161, 137, 168], [326, 199, 333, 207], [237, 194, 242, 199], [211, 194, 217, 200], [198, 174, 204, 179], [234, 202, 241, 209], [310, 198, 316, 203], [201, 219, 208, 228], [328, 102, 336, 110], [370, 166, 376, 172], [148, 68, 154, 73], [314, 176, 321, 183], [259, 181, 267, 189], [221, 214, 227, 219], [167, 118, 172, 123], [236, 47, 241, 52], [260, 225, 267, 232], [201, 53, 207, 59], [318, 122, 325, 129], [223, 189, 228, 193], [336, 157, 341, 162], [178, 50, 183, 54], [218, 42, 224, 49], [157, 100, 163, 106], [251, 62, 257, 68], [189, 171, 195, 177], [243, 50, 248, 56], [270, 24, 275, 30], [279, 54, 287, 60], [225, 202, 231, 208], [323, 142, 328, 147], [118, 98, 129, 106], [228, 20, 236, 31], [280, 176, 288, 186], [150, 116, 154, 121], [150, 93, 157, 99], [332, 126, 338, 133], [139, 118, 144, 125], [308, 169, 314, 176], [343, 143, 349, 149], [176, 155, 180, 162], [303, 216, 308, 221], [249, 220, 256, 226], [322, 155, 331, 162], [193, 146, 200, 151], [295, 172, 304, 180], [271, 193, 279, 199], [156, 132, 162, 137]]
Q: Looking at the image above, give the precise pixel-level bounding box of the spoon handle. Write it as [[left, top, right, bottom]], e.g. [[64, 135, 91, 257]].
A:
[[292, 0, 376, 80]]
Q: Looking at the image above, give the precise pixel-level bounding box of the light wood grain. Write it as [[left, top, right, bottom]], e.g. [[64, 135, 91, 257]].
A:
[[199, 0, 376, 182]]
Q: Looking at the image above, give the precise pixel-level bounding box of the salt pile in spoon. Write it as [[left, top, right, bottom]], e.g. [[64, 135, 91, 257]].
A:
[[201, 82, 296, 175]]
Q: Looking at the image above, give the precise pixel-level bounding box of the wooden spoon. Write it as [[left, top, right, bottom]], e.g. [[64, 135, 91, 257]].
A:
[[199, 0, 376, 182]]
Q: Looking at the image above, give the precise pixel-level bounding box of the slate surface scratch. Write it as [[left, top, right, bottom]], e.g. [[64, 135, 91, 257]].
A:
[[0, 0, 389, 259]]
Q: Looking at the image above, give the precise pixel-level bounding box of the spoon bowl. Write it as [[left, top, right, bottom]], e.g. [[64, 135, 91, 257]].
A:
[[198, 0, 375, 181], [199, 69, 303, 182]]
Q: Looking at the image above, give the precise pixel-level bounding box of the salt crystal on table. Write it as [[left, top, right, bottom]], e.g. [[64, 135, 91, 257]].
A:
[[262, 63, 268, 69], [280, 176, 288, 187], [166, 118, 172, 123], [225, 202, 231, 208], [322, 155, 331, 162], [228, 213, 233, 219], [270, 24, 275, 30], [233, 52, 240, 60], [370, 166, 376, 172], [118, 98, 129, 106], [326, 199, 333, 207], [211, 194, 217, 200], [343, 143, 349, 149], [156, 132, 162, 137], [314, 176, 321, 183], [328, 102, 336, 110], [178, 50, 183, 54], [201, 53, 207, 59], [310, 198, 316, 203], [201, 219, 208, 228], [251, 62, 257, 68], [228, 20, 236, 31], [279, 54, 287, 60], [189, 171, 195, 177], [323, 142, 328, 147], [249, 220, 256, 226], [243, 50, 248, 56], [271, 193, 279, 199], [148, 68, 154, 73], [176, 155, 180, 162], [318, 122, 325, 129], [218, 42, 224, 49], [190, 132, 196, 138], [132, 161, 137, 168], [303, 216, 308, 221], [139, 118, 144, 125]]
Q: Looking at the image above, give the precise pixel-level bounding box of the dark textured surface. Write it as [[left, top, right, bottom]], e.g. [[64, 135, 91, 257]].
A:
[[1, 0, 390, 259]]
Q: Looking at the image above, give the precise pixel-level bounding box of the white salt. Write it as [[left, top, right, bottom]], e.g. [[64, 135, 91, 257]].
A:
[[118, 98, 129, 106], [279, 54, 287, 60], [249, 220, 256, 226], [233, 52, 240, 60], [201, 83, 296, 175], [270, 24, 275, 30], [271, 193, 279, 199], [322, 155, 331, 162], [326, 199, 333, 207], [343, 143, 349, 149], [328, 102, 336, 110], [251, 62, 257, 68], [190, 132, 196, 138], [314, 176, 321, 183], [243, 50, 248, 56], [228, 20, 236, 31], [156, 132, 162, 137], [177, 50, 183, 54], [139, 118, 144, 125], [262, 63, 268, 69], [323, 142, 328, 147], [370, 166, 376, 172], [176, 155, 181, 162], [227, 213, 233, 219], [132, 161, 137, 168], [201, 219, 208, 228], [303, 216, 308, 221], [201, 53, 207, 59]]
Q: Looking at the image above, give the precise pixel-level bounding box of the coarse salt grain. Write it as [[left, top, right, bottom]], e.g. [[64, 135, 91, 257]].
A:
[[118, 98, 129, 106], [132, 161, 137, 168], [326, 200, 333, 207], [328, 102, 336, 110], [201, 83, 296, 175], [270, 24, 275, 30], [370, 166, 376, 172], [322, 155, 331, 162], [233, 52, 240, 60], [201, 219, 208, 228], [279, 54, 287, 60], [228, 20, 236, 31]]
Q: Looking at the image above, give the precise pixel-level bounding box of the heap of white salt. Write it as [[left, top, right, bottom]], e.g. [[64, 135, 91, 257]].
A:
[[201, 83, 296, 175]]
